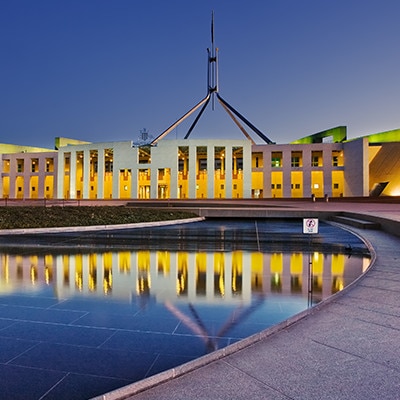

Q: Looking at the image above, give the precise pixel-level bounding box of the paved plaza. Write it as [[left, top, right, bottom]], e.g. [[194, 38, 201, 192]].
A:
[[95, 200, 400, 400]]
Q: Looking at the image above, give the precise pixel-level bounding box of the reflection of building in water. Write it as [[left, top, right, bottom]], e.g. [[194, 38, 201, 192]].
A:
[[0, 254, 54, 293], [0, 250, 369, 303]]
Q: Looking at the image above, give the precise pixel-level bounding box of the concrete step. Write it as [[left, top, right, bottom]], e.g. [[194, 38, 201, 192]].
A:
[[331, 215, 380, 229]]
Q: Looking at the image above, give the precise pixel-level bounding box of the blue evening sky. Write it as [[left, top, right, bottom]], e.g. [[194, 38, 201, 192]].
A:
[[1, 0, 399, 147]]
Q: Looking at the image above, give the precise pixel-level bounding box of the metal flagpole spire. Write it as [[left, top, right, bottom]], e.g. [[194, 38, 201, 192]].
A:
[[150, 11, 274, 146], [208, 10, 218, 109]]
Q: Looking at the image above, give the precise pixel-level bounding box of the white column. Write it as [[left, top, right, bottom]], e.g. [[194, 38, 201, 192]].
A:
[[23, 156, 30, 199], [283, 150, 291, 198], [242, 144, 252, 198], [323, 149, 332, 197], [131, 149, 138, 199], [150, 167, 158, 199], [207, 145, 214, 198], [263, 149, 272, 198], [225, 145, 233, 198], [56, 152, 64, 199], [69, 151, 77, 199], [97, 148, 105, 199], [83, 149, 90, 199], [302, 148, 312, 198], [38, 155, 45, 199], [169, 151, 178, 199], [112, 167, 119, 199], [9, 159, 16, 199]]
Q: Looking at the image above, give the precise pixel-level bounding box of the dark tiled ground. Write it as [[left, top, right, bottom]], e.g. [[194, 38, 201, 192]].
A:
[[0, 291, 301, 400], [0, 287, 313, 400]]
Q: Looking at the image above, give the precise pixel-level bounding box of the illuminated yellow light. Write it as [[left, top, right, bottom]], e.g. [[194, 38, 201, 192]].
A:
[[30, 266, 37, 284], [45, 267, 50, 284], [219, 273, 225, 296]]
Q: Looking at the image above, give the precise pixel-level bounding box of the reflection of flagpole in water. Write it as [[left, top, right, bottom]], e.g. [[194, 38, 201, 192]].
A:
[[212, 294, 266, 339], [164, 301, 217, 352], [164, 294, 266, 353], [164, 301, 209, 338]]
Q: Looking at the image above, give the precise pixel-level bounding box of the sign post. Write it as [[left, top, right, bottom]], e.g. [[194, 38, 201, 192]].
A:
[[303, 218, 319, 234], [303, 218, 319, 307]]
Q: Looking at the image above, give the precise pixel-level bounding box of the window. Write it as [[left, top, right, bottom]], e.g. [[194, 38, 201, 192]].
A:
[[271, 152, 282, 167], [311, 151, 322, 167], [291, 157, 300, 167], [291, 151, 302, 167], [333, 183, 339, 189], [45, 158, 54, 172], [105, 161, 113, 172], [17, 159, 24, 173], [276, 184, 282, 189], [271, 184, 275, 189], [3, 160, 10, 173], [252, 152, 263, 168], [332, 150, 343, 167], [31, 159, 39, 173], [295, 184, 300, 189]]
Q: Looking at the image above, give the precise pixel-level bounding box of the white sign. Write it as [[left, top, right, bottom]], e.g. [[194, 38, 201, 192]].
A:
[[303, 218, 319, 234]]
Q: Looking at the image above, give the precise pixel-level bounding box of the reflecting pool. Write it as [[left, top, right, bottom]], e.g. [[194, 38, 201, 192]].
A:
[[0, 219, 370, 399]]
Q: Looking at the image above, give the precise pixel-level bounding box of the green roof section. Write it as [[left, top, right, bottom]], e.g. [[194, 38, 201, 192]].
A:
[[363, 128, 400, 144], [0, 143, 54, 153], [291, 126, 347, 144]]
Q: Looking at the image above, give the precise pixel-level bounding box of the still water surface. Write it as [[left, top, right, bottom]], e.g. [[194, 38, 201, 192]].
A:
[[0, 219, 370, 399]]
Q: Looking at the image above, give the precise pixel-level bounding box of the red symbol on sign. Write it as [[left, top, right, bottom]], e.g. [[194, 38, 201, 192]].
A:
[[306, 219, 316, 228]]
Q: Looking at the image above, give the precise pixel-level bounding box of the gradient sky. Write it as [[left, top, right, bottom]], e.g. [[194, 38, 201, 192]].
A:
[[1, 0, 400, 148]]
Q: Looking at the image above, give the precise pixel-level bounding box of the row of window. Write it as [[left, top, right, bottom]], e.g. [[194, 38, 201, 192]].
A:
[[3, 159, 54, 173], [3, 150, 343, 174], [267, 151, 343, 168], [271, 183, 341, 189]]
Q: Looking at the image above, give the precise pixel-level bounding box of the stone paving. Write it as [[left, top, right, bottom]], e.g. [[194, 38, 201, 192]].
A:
[[96, 202, 400, 400]]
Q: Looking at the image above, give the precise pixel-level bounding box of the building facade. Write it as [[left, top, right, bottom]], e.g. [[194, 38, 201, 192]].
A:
[[1, 126, 399, 200]]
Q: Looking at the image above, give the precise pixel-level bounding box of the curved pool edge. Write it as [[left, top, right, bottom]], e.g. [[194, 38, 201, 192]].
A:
[[91, 221, 377, 400]]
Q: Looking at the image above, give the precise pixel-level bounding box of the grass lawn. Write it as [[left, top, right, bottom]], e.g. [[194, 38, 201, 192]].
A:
[[0, 206, 197, 229]]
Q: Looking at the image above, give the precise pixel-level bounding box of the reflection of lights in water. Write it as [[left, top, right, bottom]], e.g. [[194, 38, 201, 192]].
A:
[[75, 272, 83, 291], [219, 273, 225, 297], [0, 249, 369, 302], [30, 266, 37, 284]]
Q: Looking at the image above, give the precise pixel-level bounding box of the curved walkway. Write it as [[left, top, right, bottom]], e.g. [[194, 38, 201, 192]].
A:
[[95, 203, 400, 400]]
